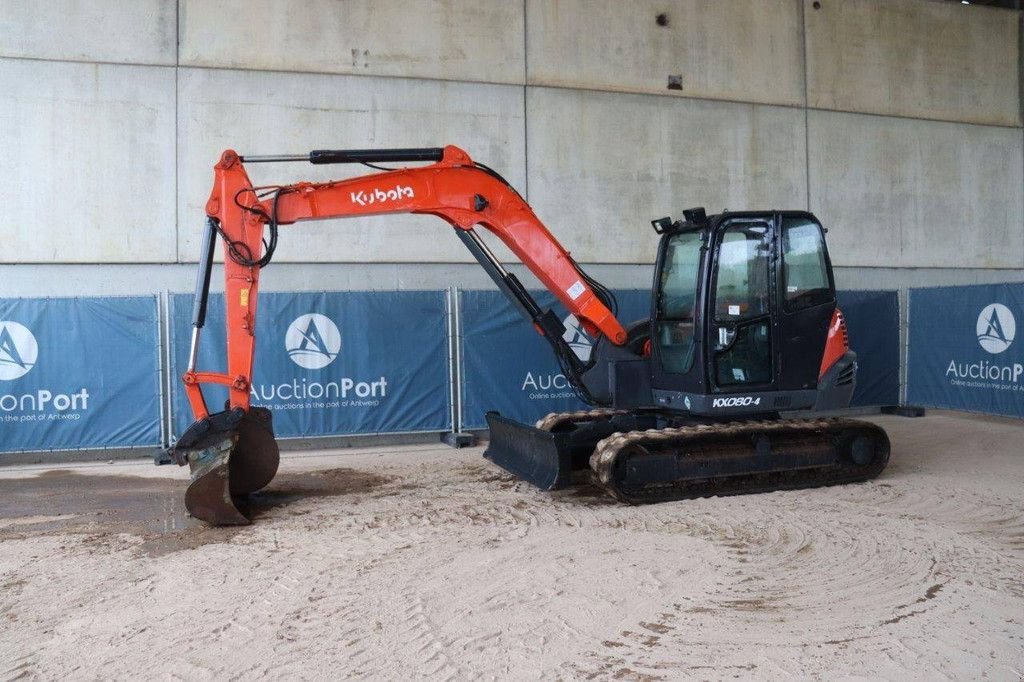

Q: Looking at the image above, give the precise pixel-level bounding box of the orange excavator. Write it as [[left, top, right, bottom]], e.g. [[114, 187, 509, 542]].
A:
[[168, 145, 890, 525]]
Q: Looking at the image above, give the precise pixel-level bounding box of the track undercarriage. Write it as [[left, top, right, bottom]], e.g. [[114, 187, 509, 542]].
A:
[[485, 409, 890, 503]]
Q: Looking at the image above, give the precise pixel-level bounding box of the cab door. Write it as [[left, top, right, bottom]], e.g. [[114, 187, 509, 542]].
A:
[[707, 218, 775, 392], [649, 228, 707, 396], [774, 214, 836, 391]]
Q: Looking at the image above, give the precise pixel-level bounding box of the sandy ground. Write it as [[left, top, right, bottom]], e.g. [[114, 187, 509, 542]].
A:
[[0, 412, 1021, 680]]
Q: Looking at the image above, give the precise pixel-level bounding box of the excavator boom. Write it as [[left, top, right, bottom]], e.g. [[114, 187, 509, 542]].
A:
[[172, 145, 628, 524]]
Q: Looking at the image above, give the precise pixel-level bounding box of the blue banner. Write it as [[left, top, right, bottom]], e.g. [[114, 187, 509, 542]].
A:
[[460, 289, 900, 428], [837, 290, 900, 407], [0, 297, 161, 452], [169, 290, 451, 439], [459, 290, 650, 429], [907, 283, 1024, 418]]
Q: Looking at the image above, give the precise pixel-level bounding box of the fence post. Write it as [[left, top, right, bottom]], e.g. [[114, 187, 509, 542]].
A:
[[443, 286, 475, 447]]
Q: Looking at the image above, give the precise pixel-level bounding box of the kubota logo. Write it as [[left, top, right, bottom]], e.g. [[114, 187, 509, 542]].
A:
[[285, 314, 341, 370], [562, 314, 592, 362], [0, 321, 37, 381], [976, 303, 1015, 354], [350, 185, 414, 207]]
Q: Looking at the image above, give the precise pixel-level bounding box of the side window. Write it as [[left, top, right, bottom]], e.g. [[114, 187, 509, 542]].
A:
[[714, 224, 770, 322], [781, 218, 832, 311], [712, 222, 772, 387], [656, 231, 702, 375], [658, 233, 701, 320]]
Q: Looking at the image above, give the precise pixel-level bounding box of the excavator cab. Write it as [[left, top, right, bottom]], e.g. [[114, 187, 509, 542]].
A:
[[645, 209, 852, 414], [485, 208, 886, 499], [560, 208, 853, 417]]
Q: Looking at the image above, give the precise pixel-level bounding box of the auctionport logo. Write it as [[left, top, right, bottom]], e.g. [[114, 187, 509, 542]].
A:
[[562, 314, 592, 362], [0, 321, 37, 381], [976, 303, 1015, 354], [285, 314, 341, 370], [253, 313, 385, 406], [521, 314, 591, 399], [946, 302, 1022, 388], [0, 321, 90, 418]]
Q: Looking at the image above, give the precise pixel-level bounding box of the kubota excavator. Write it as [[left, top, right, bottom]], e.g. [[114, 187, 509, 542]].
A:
[[168, 145, 890, 525]]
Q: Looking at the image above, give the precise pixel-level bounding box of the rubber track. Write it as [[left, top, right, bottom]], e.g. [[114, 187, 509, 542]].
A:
[[535, 408, 627, 432], [532, 403, 626, 430], [589, 418, 890, 504]]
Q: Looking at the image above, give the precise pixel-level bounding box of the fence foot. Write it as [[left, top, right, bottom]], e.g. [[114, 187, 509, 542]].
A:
[[153, 447, 175, 465], [880, 405, 926, 418], [443, 432, 477, 448]]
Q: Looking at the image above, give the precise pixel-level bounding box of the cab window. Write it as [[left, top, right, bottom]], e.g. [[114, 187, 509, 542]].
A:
[[781, 217, 832, 311], [712, 222, 772, 386], [655, 231, 702, 374], [714, 223, 771, 323]]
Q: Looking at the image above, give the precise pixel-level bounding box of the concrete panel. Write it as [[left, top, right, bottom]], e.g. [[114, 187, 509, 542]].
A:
[[177, 68, 525, 263], [525, 87, 807, 264], [0, 59, 176, 263], [0, 0, 175, 65], [806, 0, 1020, 127], [179, 0, 524, 84], [526, 0, 804, 106], [808, 110, 1024, 269]]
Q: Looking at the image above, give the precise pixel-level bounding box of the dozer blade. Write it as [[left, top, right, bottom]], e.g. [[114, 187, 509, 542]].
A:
[[483, 412, 573, 490], [172, 407, 281, 525]]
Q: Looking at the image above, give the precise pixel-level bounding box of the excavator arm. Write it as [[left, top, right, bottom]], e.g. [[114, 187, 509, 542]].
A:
[[174, 144, 627, 524], [184, 145, 626, 421]]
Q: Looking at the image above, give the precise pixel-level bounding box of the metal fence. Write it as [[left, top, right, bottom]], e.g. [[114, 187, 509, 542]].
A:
[[0, 287, 917, 456]]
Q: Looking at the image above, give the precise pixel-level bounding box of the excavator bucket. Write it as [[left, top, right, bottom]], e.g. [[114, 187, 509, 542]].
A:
[[184, 437, 248, 525], [171, 407, 280, 525], [483, 412, 574, 490]]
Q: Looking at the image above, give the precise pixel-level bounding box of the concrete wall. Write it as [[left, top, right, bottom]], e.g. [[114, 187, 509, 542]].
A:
[[806, 0, 1020, 126], [526, 87, 807, 263], [176, 68, 525, 263], [0, 0, 176, 65], [1, 0, 1022, 293], [810, 110, 1024, 269], [526, 0, 805, 106], [0, 59, 177, 263], [178, 0, 524, 84]]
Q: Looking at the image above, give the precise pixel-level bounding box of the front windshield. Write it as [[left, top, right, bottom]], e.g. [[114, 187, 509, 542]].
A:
[[656, 231, 702, 374]]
